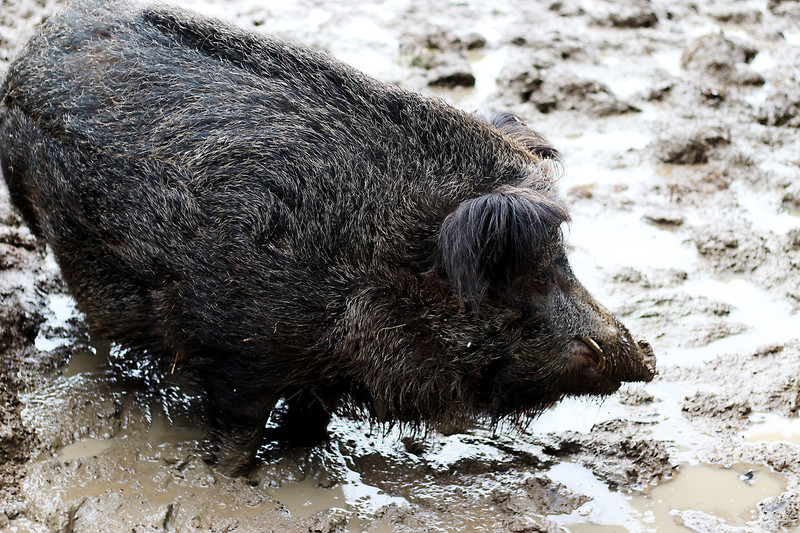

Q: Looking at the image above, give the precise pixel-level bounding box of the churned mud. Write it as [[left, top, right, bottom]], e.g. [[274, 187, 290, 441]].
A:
[[2, 0, 800, 531]]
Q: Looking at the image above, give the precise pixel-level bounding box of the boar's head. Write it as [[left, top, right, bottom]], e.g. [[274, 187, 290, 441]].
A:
[[434, 120, 656, 422]]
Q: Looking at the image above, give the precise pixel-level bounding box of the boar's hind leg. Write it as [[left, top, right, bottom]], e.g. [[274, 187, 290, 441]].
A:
[[203, 372, 279, 476]]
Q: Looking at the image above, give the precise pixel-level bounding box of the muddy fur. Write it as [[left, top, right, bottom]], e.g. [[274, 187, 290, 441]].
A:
[[0, 0, 654, 474]]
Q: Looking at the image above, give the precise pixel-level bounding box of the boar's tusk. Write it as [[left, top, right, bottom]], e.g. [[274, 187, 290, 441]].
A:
[[579, 336, 606, 374]]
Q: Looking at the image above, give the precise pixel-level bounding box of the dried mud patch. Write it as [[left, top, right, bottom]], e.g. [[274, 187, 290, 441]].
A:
[[541, 421, 676, 490], [668, 342, 800, 422], [616, 291, 747, 349]]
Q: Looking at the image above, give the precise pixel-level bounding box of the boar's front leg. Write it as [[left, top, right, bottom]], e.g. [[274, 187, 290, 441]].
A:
[[271, 391, 333, 447], [202, 369, 279, 476]]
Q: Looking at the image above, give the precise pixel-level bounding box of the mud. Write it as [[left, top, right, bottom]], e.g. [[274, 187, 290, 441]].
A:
[[2, 0, 800, 531]]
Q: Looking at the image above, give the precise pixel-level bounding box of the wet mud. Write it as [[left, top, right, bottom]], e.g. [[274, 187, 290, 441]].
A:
[[2, 0, 800, 531]]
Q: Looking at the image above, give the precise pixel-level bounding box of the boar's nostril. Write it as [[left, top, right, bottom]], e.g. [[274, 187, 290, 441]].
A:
[[636, 339, 657, 379], [577, 335, 606, 374]]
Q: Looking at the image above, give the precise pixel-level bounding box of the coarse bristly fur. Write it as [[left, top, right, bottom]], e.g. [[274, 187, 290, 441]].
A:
[[0, 0, 656, 475]]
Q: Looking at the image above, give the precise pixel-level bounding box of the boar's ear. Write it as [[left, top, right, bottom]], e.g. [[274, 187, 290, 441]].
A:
[[488, 112, 561, 162], [438, 187, 570, 306]]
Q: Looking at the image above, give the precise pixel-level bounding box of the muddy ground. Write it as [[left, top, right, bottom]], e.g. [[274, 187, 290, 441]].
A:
[[2, 0, 800, 531]]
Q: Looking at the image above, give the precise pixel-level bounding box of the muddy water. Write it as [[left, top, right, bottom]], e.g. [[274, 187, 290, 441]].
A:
[[558, 463, 787, 532], [744, 414, 800, 445], [3, 0, 800, 530]]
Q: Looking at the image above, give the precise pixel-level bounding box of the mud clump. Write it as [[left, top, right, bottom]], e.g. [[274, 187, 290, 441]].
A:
[[704, 4, 762, 24], [653, 126, 730, 164], [399, 29, 479, 88], [501, 68, 546, 104], [308, 509, 348, 533], [758, 494, 800, 531], [589, 0, 658, 28], [682, 392, 752, 433], [492, 477, 590, 531], [0, 298, 44, 505], [681, 33, 763, 86], [768, 0, 800, 17], [782, 182, 800, 211], [501, 69, 640, 116], [666, 343, 800, 419], [758, 88, 800, 128], [0, 392, 32, 499], [610, 266, 688, 290], [787, 229, 800, 250], [642, 209, 685, 227], [617, 388, 656, 406], [0, 298, 41, 353], [543, 421, 675, 490], [693, 222, 768, 274], [0, 279, 47, 502]]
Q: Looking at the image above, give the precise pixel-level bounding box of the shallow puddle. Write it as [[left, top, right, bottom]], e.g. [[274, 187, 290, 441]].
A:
[[630, 464, 785, 530], [557, 463, 786, 532], [269, 478, 350, 519], [57, 437, 113, 460], [743, 413, 800, 444], [62, 342, 106, 377], [663, 277, 800, 367]]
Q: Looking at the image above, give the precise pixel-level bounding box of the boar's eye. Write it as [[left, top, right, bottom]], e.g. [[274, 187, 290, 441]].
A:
[[437, 186, 570, 308], [532, 267, 557, 293], [524, 263, 565, 302], [524, 251, 573, 298]]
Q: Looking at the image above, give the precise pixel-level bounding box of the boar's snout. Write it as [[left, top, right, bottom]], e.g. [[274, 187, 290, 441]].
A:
[[544, 264, 657, 400], [562, 312, 656, 397], [600, 325, 657, 385], [635, 338, 657, 380]]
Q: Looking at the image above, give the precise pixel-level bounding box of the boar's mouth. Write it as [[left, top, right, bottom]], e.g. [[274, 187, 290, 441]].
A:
[[577, 335, 606, 373], [580, 335, 657, 386], [481, 335, 655, 422], [560, 333, 655, 397]]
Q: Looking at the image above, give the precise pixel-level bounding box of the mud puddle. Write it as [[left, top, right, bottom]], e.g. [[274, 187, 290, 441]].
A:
[[556, 463, 787, 532], [744, 414, 800, 445]]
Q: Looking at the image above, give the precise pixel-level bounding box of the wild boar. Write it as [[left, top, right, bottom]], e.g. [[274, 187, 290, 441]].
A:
[[0, 0, 655, 474]]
